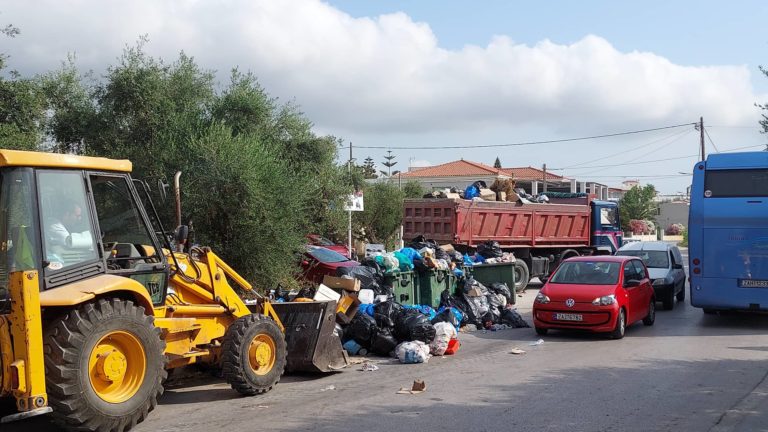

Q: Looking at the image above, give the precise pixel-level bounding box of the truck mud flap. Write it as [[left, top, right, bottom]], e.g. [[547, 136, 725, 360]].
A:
[[267, 301, 349, 373]]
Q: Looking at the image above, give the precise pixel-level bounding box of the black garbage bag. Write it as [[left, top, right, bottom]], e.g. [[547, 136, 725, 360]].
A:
[[501, 308, 531, 328], [374, 301, 402, 329], [359, 256, 385, 275], [393, 308, 421, 341], [489, 282, 513, 304], [336, 265, 384, 294], [370, 327, 399, 356], [408, 235, 439, 252], [274, 285, 290, 300], [462, 293, 490, 326], [435, 247, 450, 261], [431, 308, 460, 329], [348, 313, 379, 348], [477, 240, 503, 259], [449, 294, 471, 325], [295, 285, 316, 299], [404, 314, 436, 343], [486, 293, 505, 323], [450, 250, 464, 263], [461, 277, 490, 296]]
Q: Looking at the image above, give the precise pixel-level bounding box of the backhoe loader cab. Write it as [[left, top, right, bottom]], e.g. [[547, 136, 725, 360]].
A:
[[0, 150, 297, 431]]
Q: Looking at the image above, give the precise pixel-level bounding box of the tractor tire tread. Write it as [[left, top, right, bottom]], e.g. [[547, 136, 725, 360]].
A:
[[221, 314, 287, 396], [44, 298, 167, 432]]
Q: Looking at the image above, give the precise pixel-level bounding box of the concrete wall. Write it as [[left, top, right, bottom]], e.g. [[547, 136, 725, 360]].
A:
[[657, 201, 689, 230]]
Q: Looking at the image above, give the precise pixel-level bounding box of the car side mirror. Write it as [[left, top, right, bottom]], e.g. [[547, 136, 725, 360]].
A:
[[673, 263, 683, 269], [624, 279, 640, 288]]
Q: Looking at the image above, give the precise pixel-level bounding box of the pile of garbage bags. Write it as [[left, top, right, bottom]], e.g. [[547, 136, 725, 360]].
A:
[[462, 240, 516, 266], [340, 299, 462, 363], [439, 278, 529, 330]]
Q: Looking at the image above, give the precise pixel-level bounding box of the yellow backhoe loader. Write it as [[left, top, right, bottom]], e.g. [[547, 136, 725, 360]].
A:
[[0, 150, 347, 431]]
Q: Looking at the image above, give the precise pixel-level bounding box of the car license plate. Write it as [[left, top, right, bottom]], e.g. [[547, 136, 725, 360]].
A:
[[739, 279, 768, 288], [554, 313, 583, 321]]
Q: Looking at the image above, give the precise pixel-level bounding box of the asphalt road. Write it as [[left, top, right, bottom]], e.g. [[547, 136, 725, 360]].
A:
[[6, 250, 768, 432]]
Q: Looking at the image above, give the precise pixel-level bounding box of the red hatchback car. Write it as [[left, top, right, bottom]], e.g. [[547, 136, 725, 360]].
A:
[[300, 245, 360, 285], [532, 256, 655, 339]]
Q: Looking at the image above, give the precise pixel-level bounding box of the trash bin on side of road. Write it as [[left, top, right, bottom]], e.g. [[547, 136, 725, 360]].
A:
[[388, 271, 416, 305], [416, 268, 453, 308], [464, 262, 516, 304]]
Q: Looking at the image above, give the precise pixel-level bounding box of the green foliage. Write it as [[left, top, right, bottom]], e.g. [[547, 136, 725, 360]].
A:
[[494, 157, 501, 169], [0, 22, 47, 150], [38, 41, 348, 289], [619, 185, 658, 232], [355, 180, 424, 247], [680, 228, 688, 247], [361, 156, 377, 179]]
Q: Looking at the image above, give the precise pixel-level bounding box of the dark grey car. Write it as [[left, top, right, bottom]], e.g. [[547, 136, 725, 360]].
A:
[[615, 241, 686, 310]]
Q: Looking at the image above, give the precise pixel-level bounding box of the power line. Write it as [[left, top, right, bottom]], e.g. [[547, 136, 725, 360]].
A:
[[558, 129, 695, 173], [703, 127, 719, 153], [558, 128, 693, 170], [353, 122, 697, 150]]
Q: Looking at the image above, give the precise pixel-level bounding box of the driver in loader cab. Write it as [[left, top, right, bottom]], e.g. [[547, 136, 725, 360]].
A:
[[43, 199, 94, 268]]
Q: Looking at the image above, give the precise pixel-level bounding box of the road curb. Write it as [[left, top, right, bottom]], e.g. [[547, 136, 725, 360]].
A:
[[709, 367, 768, 432]]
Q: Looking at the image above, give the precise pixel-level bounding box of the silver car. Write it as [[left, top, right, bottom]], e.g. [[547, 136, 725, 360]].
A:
[[615, 241, 686, 310]]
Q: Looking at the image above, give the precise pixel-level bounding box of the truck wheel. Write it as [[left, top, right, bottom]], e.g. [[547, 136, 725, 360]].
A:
[[222, 314, 287, 396], [44, 298, 167, 432], [514, 260, 530, 292]]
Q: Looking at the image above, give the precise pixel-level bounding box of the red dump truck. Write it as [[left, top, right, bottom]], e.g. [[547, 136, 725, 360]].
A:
[[402, 196, 622, 291]]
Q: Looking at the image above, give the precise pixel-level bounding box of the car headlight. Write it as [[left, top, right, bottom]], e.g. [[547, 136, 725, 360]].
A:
[[592, 294, 616, 305], [535, 292, 550, 304]]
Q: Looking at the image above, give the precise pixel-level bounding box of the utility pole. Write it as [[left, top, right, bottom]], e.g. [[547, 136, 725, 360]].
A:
[[699, 117, 705, 161], [347, 142, 353, 259], [542, 163, 547, 193]]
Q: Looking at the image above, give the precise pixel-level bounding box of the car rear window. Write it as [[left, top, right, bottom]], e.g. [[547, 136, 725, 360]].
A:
[[307, 246, 348, 263], [550, 261, 620, 285], [616, 250, 669, 269]]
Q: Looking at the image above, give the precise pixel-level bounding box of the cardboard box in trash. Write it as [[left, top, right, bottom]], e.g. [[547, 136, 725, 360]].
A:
[[322, 275, 361, 292], [335, 291, 361, 325], [479, 188, 496, 200]]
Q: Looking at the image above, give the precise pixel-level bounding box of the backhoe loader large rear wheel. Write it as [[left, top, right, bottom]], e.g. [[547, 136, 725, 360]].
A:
[[221, 314, 286, 396], [44, 298, 167, 432]]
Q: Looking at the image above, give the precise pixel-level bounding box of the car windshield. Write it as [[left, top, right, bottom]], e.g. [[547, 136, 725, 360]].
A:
[[616, 250, 669, 268], [550, 261, 621, 285], [310, 236, 335, 246], [307, 246, 348, 263]]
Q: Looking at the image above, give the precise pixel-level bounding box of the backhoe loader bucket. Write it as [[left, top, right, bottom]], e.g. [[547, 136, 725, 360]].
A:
[[262, 301, 349, 373]]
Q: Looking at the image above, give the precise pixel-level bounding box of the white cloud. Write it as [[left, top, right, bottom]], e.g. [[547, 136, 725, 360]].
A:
[[1, 0, 762, 136]]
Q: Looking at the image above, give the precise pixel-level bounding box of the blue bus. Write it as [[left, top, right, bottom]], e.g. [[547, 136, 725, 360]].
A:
[[689, 151, 768, 312]]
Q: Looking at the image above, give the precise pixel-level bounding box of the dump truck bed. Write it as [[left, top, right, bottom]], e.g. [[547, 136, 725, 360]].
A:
[[403, 198, 591, 248]]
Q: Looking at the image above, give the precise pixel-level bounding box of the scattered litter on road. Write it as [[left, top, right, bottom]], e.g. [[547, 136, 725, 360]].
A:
[[257, 405, 269, 409], [529, 339, 544, 346], [397, 379, 427, 395], [360, 362, 379, 371], [509, 348, 526, 355], [320, 385, 336, 392]]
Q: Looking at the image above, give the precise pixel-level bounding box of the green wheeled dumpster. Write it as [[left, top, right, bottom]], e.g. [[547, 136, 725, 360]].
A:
[[415, 268, 456, 308], [464, 262, 516, 304], [387, 271, 417, 305]]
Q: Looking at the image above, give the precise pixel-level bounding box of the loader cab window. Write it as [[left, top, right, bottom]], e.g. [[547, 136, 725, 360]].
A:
[[0, 168, 41, 312], [90, 174, 167, 304], [38, 171, 99, 272]]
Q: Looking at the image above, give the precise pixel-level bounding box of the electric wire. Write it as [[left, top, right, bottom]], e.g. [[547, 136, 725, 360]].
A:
[[353, 122, 697, 150], [704, 127, 720, 153]]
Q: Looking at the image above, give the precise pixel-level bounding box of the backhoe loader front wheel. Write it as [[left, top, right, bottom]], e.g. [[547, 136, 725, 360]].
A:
[[221, 314, 286, 396], [44, 298, 167, 432]]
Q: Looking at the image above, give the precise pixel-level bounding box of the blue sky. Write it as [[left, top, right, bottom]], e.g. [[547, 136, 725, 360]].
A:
[[3, 0, 767, 195]]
